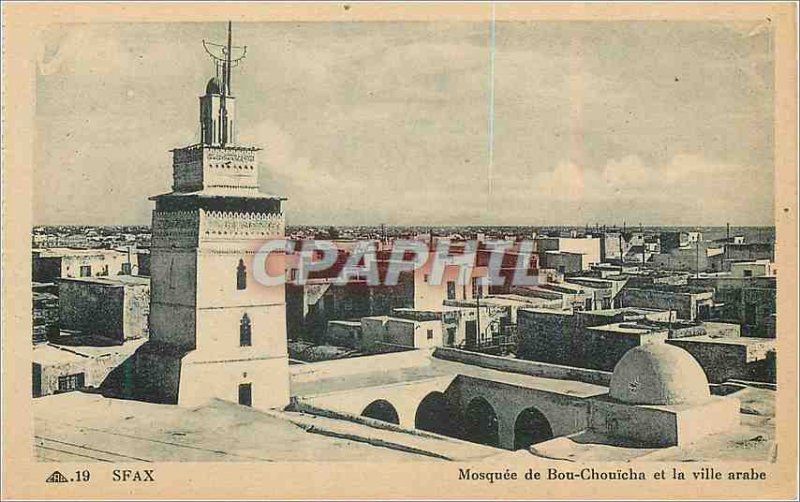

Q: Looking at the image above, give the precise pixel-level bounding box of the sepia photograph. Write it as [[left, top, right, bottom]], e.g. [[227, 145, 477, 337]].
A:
[[2, 2, 797, 500]]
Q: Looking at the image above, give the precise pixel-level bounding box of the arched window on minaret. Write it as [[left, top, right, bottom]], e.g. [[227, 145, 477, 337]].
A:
[[240, 314, 252, 347], [237, 259, 247, 290]]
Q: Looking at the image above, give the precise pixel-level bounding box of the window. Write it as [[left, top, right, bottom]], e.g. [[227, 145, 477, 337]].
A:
[[169, 258, 176, 289], [446, 281, 456, 300], [427, 329, 434, 340], [121, 262, 132, 275], [472, 277, 481, 299], [743, 269, 753, 277], [79, 265, 92, 277], [240, 314, 252, 346], [236, 259, 247, 290], [744, 303, 757, 326], [57, 373, 85, 393], [100, 264, 110, 276]]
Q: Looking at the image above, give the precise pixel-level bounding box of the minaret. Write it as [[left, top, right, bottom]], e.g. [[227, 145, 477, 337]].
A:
[[143, 23, 290, 410]]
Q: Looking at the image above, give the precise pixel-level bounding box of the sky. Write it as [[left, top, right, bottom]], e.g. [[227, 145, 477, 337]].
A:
[[34, 20, 775, 227]]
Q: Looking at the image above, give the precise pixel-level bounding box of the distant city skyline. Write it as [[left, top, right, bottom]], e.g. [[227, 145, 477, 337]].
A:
[[35, 20, 774, 227]]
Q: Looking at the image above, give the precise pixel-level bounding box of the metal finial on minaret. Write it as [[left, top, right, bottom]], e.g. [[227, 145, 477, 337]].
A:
[[226, 21, 233, 95], [202, 22, 247, 146]]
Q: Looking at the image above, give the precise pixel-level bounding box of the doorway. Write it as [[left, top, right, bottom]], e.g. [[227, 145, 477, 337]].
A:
[[238, 383, 252, 407], [465, 320, 477, 348]]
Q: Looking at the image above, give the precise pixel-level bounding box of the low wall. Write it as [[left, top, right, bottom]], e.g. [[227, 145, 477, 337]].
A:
[[666, 338, 775, 383], [433, 347, 612, 386], [590, 398, 679, 447], [289, 348, 432, 384], [703, 322, 741, 338]]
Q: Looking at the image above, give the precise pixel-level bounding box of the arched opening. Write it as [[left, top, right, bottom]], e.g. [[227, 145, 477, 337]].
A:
[[513, 407, 553, 450], [415, 392, 455, 437], [361, 399, 400, 425], [239, 314, 252, 347], [237, 259, 247, 290], [463, 397, 499, 447]]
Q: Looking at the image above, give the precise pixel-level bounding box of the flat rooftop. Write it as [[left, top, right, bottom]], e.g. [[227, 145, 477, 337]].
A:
[[291, 355, 609, 400], [327, 320, 362, 327], [580, 306, 666, 317], [34, 393, 445, 462], [491, 294, 556, 304], [362, 315, 416, 325], [32, 344, 88, 365], [475, 296, 538, 307], [518, 307, 572, 316], [58, 275, 150, 286], [35, 248, 127, 258], [566, 277, 615, 287], [670, 335, 776, 348], [537, 284, 583, 294], [33, 339, 146, 365], [394, 305, 465, 314], [586, 322, 666, 335]]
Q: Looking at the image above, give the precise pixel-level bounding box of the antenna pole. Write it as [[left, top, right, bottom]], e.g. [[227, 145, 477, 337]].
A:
[[226, 21, 233, 95], [219, 21, 232, 145]]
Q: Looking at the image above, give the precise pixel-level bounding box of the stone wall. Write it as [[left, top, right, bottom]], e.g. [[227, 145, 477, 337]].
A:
[[59, 280, 126, 341], [517, 309, 573, 364], [726, 243, 774, 262], [287, 276, 414, 343], [541, 252, 583, 274], [578, 329, 667, 371], [324, 321, 362, 349], [433, 347, 612, 386], [618, 288, 701, 320], [666, 338, 776, 383], [123, 282, 150, 340], [32, 256, 62, 283], [516, 307, 684, 371], [690, 277, 776, 337], [59, 278, 150, 342]]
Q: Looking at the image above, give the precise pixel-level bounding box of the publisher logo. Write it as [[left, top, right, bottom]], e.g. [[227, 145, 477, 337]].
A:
[[45, 471, 69, 483]]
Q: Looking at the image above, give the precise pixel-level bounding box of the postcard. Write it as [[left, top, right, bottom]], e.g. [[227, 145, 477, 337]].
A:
[[2, 2, 797, 500]]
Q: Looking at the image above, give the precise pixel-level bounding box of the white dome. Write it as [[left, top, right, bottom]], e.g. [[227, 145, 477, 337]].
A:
[[609, 343, 710, 406]]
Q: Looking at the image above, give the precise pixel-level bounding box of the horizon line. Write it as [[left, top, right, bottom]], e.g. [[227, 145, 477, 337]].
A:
[[33, 222, 778, 229]]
